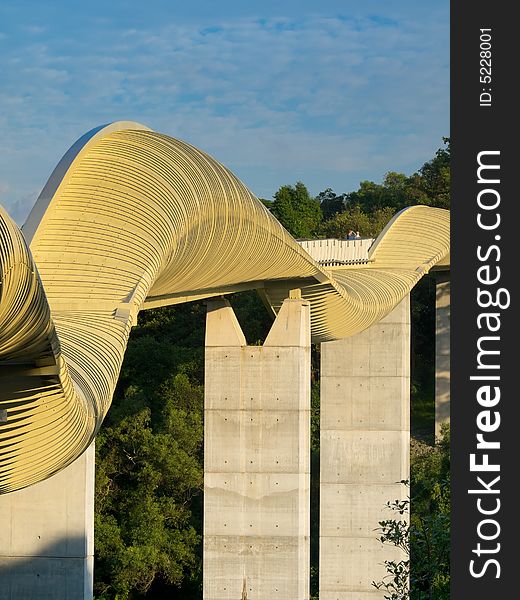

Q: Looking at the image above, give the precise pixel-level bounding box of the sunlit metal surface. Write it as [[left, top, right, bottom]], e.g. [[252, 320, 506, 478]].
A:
[[0, 122, 449, 492]]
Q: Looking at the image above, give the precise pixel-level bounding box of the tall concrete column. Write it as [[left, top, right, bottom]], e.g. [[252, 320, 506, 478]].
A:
[[320, 298, 410, 599], [435, 274, 450, 439], [0, 443, 94, 600], [204, 294, 310, 600]]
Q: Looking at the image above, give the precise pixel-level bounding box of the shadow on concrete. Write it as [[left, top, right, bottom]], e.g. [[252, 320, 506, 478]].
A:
[[0, 536, 92, 600]]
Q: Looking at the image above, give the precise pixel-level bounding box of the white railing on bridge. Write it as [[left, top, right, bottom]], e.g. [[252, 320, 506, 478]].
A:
[[297, 238, 375, 267]]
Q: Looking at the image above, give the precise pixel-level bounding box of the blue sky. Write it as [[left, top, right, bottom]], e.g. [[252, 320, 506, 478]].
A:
[[0, 1, 449, 224]]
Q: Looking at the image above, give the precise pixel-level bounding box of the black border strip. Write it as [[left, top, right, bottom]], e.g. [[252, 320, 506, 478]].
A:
[[451, 2, 515, 597]]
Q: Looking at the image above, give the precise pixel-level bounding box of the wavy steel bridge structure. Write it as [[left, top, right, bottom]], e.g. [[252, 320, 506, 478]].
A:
[[0, 121, 449, 496]]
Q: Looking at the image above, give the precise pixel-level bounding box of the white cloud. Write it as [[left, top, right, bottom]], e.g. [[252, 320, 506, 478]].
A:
[[0, 12, 448, 219]]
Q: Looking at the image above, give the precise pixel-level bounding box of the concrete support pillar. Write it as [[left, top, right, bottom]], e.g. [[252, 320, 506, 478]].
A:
[[319, 298, 410, 599], [435, 274, 450, 439], [0, 444, 95, 600], [204, 295, 310, 600]]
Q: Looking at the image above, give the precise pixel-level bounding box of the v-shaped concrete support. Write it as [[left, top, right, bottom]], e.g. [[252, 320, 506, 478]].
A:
[[204, 296, 310, 600]]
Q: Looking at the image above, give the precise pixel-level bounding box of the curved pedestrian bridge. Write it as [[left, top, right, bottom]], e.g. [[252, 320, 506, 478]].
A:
[[0, 121, 449, 495]]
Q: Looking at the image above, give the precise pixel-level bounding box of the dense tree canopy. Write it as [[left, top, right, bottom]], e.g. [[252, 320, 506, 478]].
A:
[[416, 137, 451, 209], [313, 137, 450, 229], [270, 181, 322, 238], [320, 205, 395, 239], [94, 304, 207, 600], [315, 188, 346, 220]]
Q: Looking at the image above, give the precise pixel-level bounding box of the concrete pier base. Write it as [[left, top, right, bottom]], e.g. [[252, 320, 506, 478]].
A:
[[203, 295, 310, 600], [435, 275, 450, 439], [0, 444, 95, 600], [319, 298, 410, 599]]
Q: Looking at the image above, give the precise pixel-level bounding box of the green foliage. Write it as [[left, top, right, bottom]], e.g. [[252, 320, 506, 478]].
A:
[[94, 303, 208, 599], [345, 172, 414, 212], [320, 205, 395, 238], [228, 290, 273, 345], [410, 275, 436, 441], [317, 137, 450, 226], [94, 384, 203, 599], [373, 486, 410, 600], [410, 426, 450, 599], [373, 428, 451, 600], [258, 198, 273, 209], [316, 188, 346, 220], [416, 138, 451, 209], [271, 181, 322, 238]]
